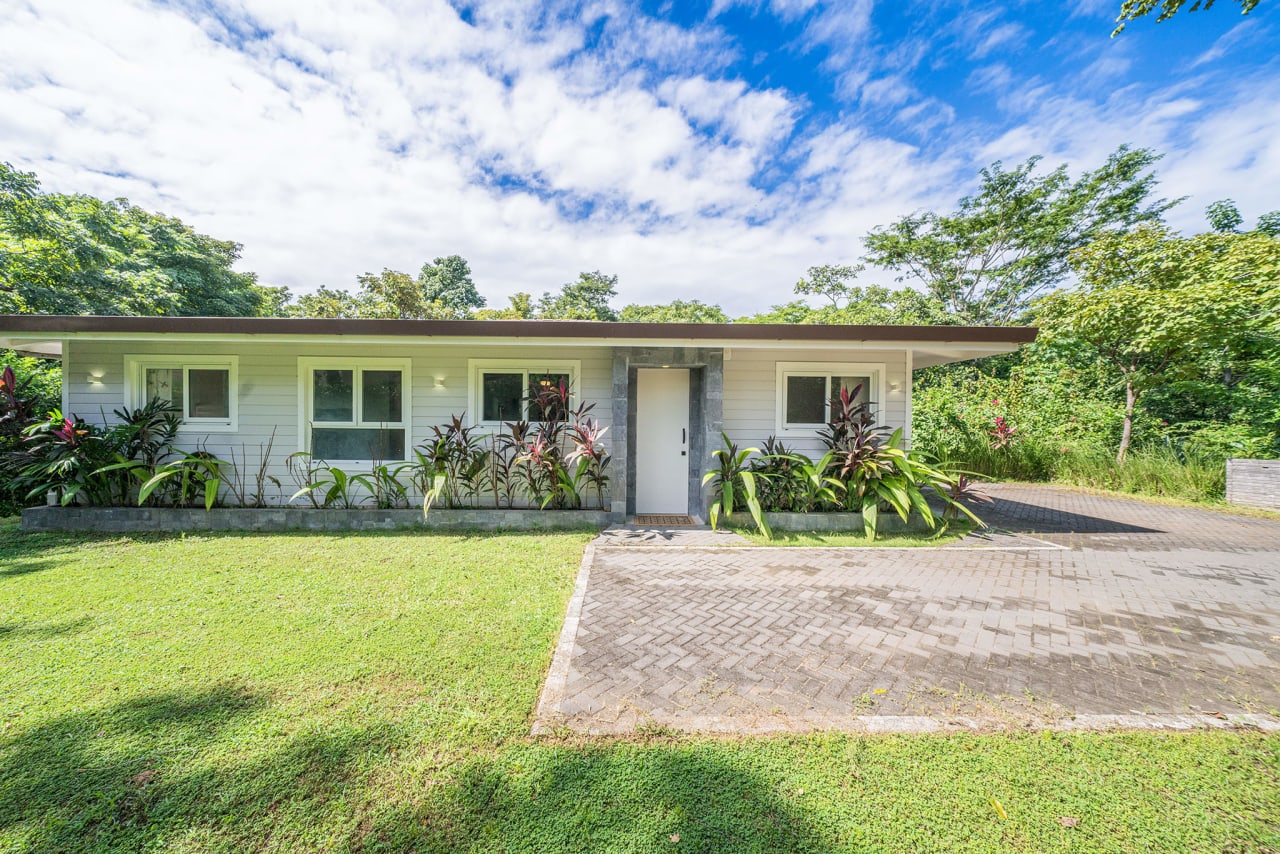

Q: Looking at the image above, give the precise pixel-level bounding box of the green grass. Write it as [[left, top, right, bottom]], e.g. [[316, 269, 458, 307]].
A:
[[732, 520, 975, 547], [2, 523, 1278, 852]]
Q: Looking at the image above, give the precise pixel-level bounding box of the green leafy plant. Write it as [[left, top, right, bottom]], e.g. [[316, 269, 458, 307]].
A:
[[135, 451, 227, 510], [11, 412, 116, 506], [354, 461, 412, 509], [290, 463, 367, 509], [702, 433, 770, 538]]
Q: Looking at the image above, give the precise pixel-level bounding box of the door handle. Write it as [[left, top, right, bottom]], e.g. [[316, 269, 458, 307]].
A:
[[682, 428, 686, 444]]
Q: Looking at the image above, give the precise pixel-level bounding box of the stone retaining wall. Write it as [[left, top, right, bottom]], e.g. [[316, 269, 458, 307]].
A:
[[21, 506, 620, 533], [1226, 459, 1280, 511], [728, 511, 936, 533]]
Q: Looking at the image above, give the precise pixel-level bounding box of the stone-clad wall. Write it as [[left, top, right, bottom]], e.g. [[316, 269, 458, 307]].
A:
[[22, 506, 619, 533], [1226, 459, 1280, 511]]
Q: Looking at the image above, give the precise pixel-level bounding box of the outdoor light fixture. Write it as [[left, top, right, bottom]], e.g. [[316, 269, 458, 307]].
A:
[[87, 370, 105, 385], [434, 376, 446, 388]]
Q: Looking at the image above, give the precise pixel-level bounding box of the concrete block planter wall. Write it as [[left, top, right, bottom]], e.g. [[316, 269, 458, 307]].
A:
[[21, 506, 621, 534], [727, 511, 937, 533], [1226, 459, 1280, 511]]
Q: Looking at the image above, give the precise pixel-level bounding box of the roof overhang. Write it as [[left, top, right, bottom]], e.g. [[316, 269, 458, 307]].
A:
[[0, 315, 1037, 365]]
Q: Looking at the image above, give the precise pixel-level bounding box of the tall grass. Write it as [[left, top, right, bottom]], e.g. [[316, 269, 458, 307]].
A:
[[932, 438, 1228, 503]]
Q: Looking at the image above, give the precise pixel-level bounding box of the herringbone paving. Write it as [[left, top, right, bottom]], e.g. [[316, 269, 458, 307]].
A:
[[537, 485, 1280, 733]]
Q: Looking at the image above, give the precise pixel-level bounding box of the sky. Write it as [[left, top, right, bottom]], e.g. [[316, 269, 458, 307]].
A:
[[2, 0, 1277, 314]]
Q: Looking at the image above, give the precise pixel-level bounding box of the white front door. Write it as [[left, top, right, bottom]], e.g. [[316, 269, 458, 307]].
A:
[[635, 368, 690, 514]]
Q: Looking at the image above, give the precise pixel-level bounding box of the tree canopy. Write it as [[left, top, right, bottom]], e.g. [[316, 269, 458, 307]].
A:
[[535, 271, 620, 321], [861, 146, 1174, 325], [619, 300, 728, 323], [418, 255, 484, 315], [1, 162, 270, 317], [1112, 0, 1261, 35], [1039, 224, 1280, 461]]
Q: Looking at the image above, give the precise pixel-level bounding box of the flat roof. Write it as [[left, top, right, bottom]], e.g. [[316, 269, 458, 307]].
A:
[[0, 314, 1038, 344]]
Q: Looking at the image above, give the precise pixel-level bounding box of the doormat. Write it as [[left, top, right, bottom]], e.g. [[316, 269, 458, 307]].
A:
[[633, 514, 698, 527]]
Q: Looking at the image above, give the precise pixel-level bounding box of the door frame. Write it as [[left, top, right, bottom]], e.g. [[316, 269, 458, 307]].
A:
[[617, 347, 724, 521], [634, 368, 691, 514]]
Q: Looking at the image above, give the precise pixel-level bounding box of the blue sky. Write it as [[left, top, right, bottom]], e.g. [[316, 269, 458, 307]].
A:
[[1, 0, 1276, 313]]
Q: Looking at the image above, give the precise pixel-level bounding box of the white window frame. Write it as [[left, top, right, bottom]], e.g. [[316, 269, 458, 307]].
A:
[[467, 358, 582, 427], [775, 361, 884, 436], [297, 357, 412, 462], [125, 355, 239, 433]]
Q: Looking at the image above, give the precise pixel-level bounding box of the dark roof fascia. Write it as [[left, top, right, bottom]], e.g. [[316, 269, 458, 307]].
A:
[[0, 315, 1038, 344]]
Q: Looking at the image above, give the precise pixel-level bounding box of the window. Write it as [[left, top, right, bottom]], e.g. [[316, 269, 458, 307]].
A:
[[126, 356, 238, 431], [299, 358, 411, 461], [775, 362, 882, 432], [468, 359, 580, 425]]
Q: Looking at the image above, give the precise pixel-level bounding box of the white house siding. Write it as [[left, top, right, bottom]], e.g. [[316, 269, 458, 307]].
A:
[[721, 347, 911, 456], [64, 339, 614, 505]]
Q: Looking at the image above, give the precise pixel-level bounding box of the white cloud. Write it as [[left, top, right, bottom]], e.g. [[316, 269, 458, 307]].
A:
[[1, 0, 1277, 318]]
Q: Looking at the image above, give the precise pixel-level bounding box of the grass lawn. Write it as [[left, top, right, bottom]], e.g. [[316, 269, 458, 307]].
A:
[[2, 522, 1278, 852]]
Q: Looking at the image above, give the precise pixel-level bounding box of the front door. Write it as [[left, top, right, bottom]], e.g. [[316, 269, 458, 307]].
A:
[[635, 368, 690, 514]]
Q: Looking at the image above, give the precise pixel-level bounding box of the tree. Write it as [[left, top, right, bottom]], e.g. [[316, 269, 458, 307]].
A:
[[1039, 225, 1278, 463], [1, 162, 268, 317], [418, 255, 484, 316], [1207, 199, 1244, 233], [862, 146, 1174, 325], [356, 268, 456, 320], [1259, 212, 1280, 237], [793, 264, 864, 308], [535, 271, 619, 321], [474, 292, 534, 320], [619, 300, 728, 323], [289, 287, 364, 319], [1112, 0, 1260, 35]]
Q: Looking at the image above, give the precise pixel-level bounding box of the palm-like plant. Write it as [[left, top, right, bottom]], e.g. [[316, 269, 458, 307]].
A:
[[702, 433, 771, 538]]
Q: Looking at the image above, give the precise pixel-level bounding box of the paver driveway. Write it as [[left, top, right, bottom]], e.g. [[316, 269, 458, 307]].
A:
[[535, 485, 1280, 733]]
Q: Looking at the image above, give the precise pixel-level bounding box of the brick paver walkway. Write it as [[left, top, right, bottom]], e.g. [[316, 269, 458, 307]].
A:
[[536, 485, 1280, 733]]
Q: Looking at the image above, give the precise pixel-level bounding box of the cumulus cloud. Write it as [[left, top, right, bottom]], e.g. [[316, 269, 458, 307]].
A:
[[0, 0, 1276, 315]]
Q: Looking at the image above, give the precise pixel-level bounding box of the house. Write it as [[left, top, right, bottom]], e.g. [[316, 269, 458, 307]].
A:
[[0, 316, 1036, 519]]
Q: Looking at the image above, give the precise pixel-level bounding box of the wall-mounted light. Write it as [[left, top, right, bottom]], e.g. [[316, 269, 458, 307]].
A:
[[434, 376, 447, 388], [87, 370, 105, 386], [889, 380, 902, 393]]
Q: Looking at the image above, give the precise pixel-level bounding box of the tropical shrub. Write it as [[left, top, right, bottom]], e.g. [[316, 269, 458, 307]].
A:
[[703, 433, 770, 537], [714, 387, 985, 540]]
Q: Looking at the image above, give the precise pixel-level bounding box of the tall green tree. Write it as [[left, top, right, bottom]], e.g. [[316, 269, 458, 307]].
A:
[[289, 287, 365, 319], [536, 271, 619, 321], [1, 162, 270, 316], [1112, 0, 1260, 35], [418, 255, 484, 316], [1040, 225, 1279, 463], [862, 146, 1174, 325], [356, 269, 454, 320], [619, 300, 728, 323], [474, 292, 534, 320]]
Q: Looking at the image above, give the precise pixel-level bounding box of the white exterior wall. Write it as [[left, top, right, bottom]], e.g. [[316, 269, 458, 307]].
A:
[[64, 339, 614, 505], [721, 346, 911, 455]]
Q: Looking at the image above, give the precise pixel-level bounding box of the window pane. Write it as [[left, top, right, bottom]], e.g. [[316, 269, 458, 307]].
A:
[[188, 369, 230, 419], [785, 375, 826, 424], [482, 373, 524, 421], [528, 372, 571, 422], [831, 375, 871, 411], [361, 370, 402, 424], [311, 428, 406, 461], [313, 369, 354, 422], [145, 368, 183, 412]]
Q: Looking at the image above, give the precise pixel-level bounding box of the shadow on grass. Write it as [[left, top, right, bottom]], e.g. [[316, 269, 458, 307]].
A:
[[358, 745, 829, 853], [0, 616, 91, 642], [0, 683, 396, 851]]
